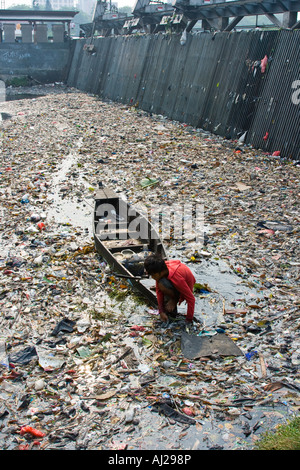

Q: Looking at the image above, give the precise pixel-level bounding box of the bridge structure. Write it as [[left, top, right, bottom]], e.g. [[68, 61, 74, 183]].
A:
[[0, 9, 78, 43], [81, 0, 300, 37]]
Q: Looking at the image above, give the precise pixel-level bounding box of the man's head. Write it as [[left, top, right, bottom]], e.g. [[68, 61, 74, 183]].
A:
[[144, 254, 168, 281]]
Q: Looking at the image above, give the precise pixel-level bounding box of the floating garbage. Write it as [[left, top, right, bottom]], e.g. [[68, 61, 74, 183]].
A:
[[0, 341, 9, 368], [36, 347, 65, 372], [181, 331, 243, 360], [51, 318, 76, 336], [20, 425, 46, 438], [8, 346, 38, 365], [151, 400, 196, 425], [0, 84, 299, 451]]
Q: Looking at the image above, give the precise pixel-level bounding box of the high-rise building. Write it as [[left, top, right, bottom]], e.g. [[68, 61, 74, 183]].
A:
[[36, 0, 77, 9], [77, 0, 97, 16], [33, 1, 97, 14], [34, 1, 97, 14]]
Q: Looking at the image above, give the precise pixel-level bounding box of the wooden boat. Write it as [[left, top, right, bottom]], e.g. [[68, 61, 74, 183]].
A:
[[93, 186, 167, 307]]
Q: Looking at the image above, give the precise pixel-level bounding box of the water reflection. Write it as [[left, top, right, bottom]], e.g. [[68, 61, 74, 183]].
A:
[[6, 93, 45, 102]]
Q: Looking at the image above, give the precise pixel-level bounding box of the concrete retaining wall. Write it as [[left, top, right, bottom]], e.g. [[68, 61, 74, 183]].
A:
[[0, 42, 73, 84], [67, 31, 300, 159]]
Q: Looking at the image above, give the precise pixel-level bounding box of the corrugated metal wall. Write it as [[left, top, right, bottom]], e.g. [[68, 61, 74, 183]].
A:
[[247, 30, 300, 159], [68, 30, 300, 159]]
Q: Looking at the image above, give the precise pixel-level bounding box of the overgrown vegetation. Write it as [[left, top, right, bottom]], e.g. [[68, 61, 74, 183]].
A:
[[5, 76, 31, 87], [254, 416, 300, 450]]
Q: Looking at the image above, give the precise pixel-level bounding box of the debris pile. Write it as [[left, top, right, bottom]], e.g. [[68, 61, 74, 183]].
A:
[[0, 85, 299, 450]]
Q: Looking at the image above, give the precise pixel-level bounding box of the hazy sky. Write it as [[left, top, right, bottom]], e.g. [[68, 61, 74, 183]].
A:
[[3, 0, 136, 10]]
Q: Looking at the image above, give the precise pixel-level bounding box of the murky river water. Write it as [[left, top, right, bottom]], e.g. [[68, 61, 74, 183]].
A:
[[0, 89, 297, 451], [45, 146, 293, 451]]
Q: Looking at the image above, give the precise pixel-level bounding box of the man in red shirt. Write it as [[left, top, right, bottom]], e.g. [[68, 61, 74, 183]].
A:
[[144, 254, 196, 324]]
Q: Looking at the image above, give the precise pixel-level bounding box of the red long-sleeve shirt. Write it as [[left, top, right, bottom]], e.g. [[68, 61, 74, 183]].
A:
[[156, 260, 196, 321]]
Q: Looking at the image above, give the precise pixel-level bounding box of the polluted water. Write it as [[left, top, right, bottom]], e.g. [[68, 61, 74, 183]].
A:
[[0, 84, 299, 451]]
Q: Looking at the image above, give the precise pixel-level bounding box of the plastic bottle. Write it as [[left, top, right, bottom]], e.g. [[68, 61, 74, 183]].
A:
[[30, 213, 41, 222], [21, 194, 29, 204], [20, 426, 46, 438], [37, 222, 45, 231], [0, 341, 9, 368], [142, 244, 149, 259]]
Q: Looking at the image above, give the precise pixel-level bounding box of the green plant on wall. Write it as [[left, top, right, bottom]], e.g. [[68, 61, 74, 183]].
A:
[[5, 77, 31, 87]]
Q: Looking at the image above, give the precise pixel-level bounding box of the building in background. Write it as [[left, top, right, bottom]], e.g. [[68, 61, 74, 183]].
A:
[[35, 0, 96, 14], [34, 1, 75, 9], [50, 0, 75, 9], [77, 0, 96, 16]]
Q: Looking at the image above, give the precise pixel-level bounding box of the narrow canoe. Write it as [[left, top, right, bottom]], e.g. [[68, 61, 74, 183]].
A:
[[93, 186, 167, 306]]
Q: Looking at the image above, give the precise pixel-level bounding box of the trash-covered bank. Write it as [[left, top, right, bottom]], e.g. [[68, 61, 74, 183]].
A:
[[0, 84, 299, 450]]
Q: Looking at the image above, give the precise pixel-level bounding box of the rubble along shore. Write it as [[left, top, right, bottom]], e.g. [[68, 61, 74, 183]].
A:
[[0, 84, 299, 451]]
